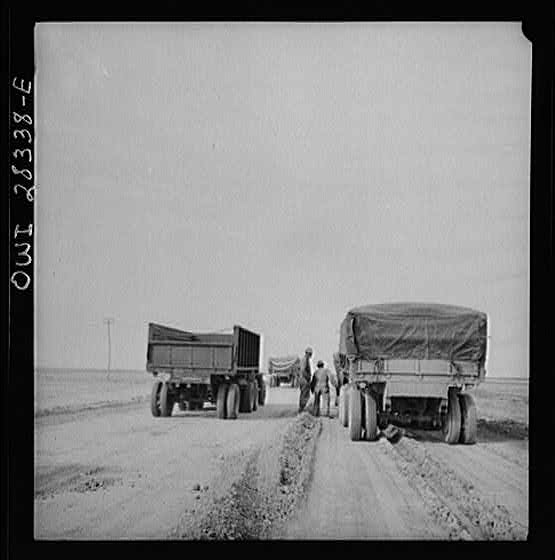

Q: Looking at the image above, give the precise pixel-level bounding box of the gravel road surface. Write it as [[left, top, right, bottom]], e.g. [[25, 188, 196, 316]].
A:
[[285, 404, 527, 540], [34, 382, 527, 540], [35, 385, 305, 539]]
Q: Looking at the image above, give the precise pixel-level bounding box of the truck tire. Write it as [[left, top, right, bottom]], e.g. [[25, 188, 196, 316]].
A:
[[216, 384, 228, 419], [276, 376, 281, 387], [442, 389, 461, 444], [160, 382, 173, 417], [239, 385, 250, 413], [258, 380, 266, 406], [458, 393, 477, 444], [339, 385, 349, 427], [349, 387, 363, 441], [226, 384, 240, 419], [178, 401, 187, 412], [252, 381, 259, 411], [150, 380, 162, 417], [248, 381, 256, 412], [364, 392, 378, 441]]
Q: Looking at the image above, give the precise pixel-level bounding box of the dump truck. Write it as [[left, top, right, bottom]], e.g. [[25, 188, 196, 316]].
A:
[[268, 355, 301, 387], [336, 303, 488, 444], [146, 322, 266, 419]]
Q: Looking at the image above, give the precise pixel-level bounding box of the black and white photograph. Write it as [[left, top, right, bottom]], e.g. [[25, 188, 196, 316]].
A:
[[20, 19, 543, 540]]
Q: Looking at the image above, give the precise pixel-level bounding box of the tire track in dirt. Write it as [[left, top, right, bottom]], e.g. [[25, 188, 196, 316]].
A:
[[381, 437, 527, 540], [34, 387, 301, 539], [173, 413, 322, 539], [284, 419, 446, 540]]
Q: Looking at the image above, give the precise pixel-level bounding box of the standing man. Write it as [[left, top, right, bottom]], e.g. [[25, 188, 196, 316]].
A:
[[312, 360, 337, 417], [298, 347, 313, 413]]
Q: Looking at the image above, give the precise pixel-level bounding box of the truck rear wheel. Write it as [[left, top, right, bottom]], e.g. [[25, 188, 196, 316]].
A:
[[349, 387, 363, 441], [249, 381, 257, 411], [342, 385, 351, 428], [216, 384, 228, 419], [226, 384, 240, 419], [150, 380, 162, 417], [239, 384, 250, 413], [160, 382, 173, 417], [258, 380, 266, 406], [339, 385, 349, 427], [442, 389, 461, 444], [364, 393, 378, 441], [458, 393, 477, 444]]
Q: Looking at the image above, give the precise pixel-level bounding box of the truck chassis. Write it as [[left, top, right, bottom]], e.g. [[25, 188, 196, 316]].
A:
[[150, 369, 266, 419], [337, 357, 483, 444]]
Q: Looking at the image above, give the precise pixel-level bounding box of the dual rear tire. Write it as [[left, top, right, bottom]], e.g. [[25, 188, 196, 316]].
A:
[[218, 381, 260, 418], [217, 383, 241, 419], [338, 385, 349, 427], [348, 387, 362, 441], [442, 390, 477, 444], [347, 387, 378, 442], [226, 384, 240, 419], [151, 380, 162, 417], [258, 380, 267, 406], [251, 381, 258, 411], [458, 393, 477, 444], [151, 380, 174, 417]]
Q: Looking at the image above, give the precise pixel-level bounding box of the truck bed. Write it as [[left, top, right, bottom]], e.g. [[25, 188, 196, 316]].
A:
[[146, 323, 260, 378], [351, 357, 483, 397]]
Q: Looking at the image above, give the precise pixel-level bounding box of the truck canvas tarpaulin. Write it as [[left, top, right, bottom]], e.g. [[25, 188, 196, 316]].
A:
[[268, 356, 300, 371], [339, 303, 487, 364]]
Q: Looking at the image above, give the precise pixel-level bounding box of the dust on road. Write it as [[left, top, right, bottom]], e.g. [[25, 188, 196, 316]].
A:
[[34, 384, 305, 539], [284, 407, 527, 540], [35, 382, 528, 540]]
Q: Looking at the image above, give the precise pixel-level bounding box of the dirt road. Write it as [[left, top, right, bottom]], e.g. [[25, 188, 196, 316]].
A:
[[285, 407, 528, 540], [34, 382, 528, 540], [34, 385, 306, 539]]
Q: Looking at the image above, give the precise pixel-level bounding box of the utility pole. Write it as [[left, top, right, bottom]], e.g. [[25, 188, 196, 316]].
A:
[[103, 318, 114, 380]]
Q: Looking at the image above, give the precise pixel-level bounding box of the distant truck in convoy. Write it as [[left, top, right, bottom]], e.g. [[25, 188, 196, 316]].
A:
[[335, 303, 488, 444], [146, 323, 266, 419], [268, 355, 301, 387]]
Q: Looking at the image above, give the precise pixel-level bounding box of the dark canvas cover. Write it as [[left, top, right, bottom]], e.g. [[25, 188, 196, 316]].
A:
[[268, 356, 300, 372], [339, 303, 487, 363], [149, 323, 196, 342], [148, 323, 233, 345]]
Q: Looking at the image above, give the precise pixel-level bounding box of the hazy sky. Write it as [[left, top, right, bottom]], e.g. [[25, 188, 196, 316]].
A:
[[35, 22, 530, 377]]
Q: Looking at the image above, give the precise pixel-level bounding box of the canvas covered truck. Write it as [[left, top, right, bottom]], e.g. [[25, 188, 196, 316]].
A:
[[336, 303, 488, 444], [146, 322, 266, 419], [268, 355, 301, 387]]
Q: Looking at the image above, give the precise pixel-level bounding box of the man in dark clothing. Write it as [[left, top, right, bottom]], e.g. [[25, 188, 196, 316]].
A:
[[298, 347, 313, 413], [311, 360, 337, 417]]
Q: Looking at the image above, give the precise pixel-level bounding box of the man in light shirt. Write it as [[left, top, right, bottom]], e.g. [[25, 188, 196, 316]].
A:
[[311, 360, 337, 417]]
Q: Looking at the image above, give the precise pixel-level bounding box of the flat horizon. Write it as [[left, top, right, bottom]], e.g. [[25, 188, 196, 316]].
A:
[[35, 365, 529, 381]]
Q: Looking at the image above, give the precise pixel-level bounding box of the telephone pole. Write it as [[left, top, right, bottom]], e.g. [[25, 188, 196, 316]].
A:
[[103, 318, 114, 379]]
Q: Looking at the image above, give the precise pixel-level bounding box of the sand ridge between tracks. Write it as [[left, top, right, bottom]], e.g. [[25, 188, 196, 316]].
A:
[[172, 412, 322, 539]]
